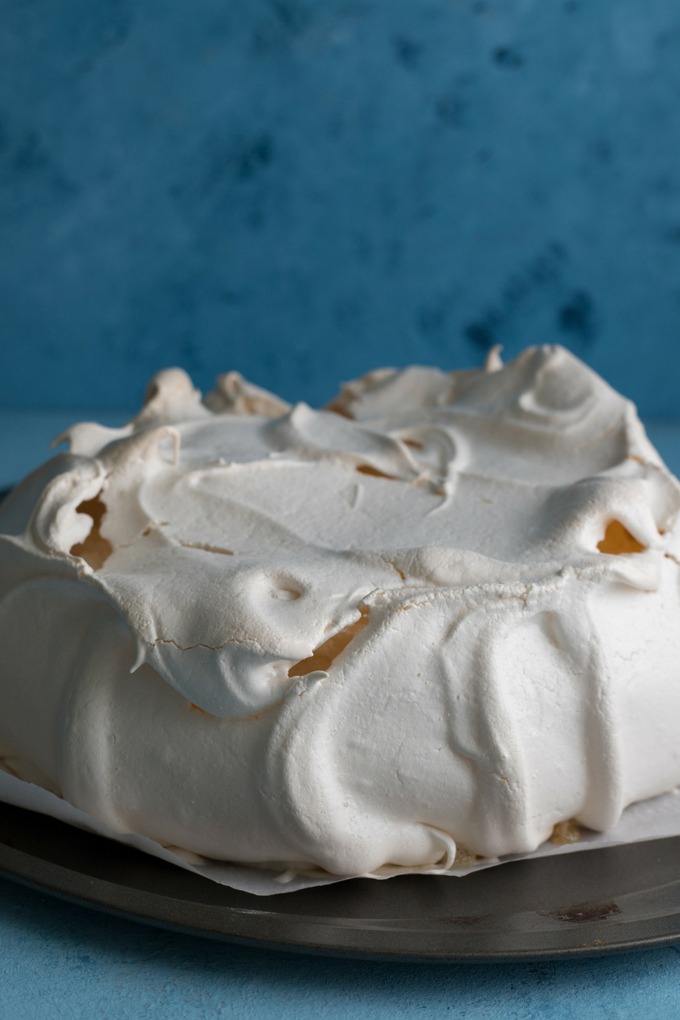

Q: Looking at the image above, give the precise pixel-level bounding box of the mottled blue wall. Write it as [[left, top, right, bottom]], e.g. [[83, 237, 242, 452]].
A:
[[2, 1, 680, 414]]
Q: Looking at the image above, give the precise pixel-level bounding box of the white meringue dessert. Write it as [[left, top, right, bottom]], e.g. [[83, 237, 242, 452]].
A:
[[1, 344, 680, 879]]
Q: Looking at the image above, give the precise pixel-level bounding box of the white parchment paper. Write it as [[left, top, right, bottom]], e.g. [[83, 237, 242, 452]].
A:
[[1, 769, 679, 896]]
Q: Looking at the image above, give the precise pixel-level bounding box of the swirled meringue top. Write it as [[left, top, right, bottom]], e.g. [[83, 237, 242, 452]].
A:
[[2, 344, 680, 876]]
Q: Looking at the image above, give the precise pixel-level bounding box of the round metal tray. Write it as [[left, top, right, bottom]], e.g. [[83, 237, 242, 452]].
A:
[[1, 801, 680, 961]]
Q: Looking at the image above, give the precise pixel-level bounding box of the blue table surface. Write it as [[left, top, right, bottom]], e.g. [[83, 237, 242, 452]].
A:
[[3, 413, 680, 1019]]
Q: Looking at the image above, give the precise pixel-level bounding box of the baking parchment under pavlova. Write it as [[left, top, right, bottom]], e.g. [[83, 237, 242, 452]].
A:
[[2, 345, 680, 895], [1, 771, 680, 895], [2, 770, 680, 895]]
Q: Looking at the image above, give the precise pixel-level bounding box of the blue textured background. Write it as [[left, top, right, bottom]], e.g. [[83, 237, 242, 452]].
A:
[[1, 1, 680, 414]]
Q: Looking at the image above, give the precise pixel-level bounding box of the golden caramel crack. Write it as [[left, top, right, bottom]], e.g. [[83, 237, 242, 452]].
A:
[[70, 492, 113, 570], [550, 818, 582, 845], [597, 520, 646, 555], [288, 606, 371, 677]]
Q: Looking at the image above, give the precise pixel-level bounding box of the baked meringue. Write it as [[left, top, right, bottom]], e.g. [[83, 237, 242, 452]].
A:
[[1, 344, 680, 878]]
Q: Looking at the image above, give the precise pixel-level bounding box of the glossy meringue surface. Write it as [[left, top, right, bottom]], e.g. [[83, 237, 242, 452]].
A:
[[2, 345, 680, 877]]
